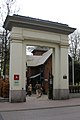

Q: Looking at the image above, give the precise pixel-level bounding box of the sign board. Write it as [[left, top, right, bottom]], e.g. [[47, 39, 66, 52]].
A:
[[14, 74, 19, 80], [63, 75, 67, 79]]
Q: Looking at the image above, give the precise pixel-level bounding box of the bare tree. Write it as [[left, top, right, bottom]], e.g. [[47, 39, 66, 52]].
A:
[[0, 0, 19, 77], [69, 30, 80, 61], [69, 30, 80, 85], [0, 0, 19, 21]]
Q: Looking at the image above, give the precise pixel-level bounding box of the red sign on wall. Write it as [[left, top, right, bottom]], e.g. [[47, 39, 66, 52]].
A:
[[14, 74, 19, 80]]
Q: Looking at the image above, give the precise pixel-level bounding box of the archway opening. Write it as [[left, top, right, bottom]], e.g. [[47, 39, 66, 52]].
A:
[[26, 45, 53, 99]]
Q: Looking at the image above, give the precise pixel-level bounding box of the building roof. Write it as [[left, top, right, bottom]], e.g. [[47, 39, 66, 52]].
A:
[[3, 14, 76, 35], [26, 49, 52, 67], [32, 46, 49, 54]]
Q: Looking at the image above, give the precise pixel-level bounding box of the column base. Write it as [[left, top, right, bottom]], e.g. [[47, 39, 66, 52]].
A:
[[53, 89, 69, 100], [9, 90, 26, 103]]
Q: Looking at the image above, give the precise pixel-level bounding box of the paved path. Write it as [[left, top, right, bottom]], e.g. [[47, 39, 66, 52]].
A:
[[0, 94, 80, 112], [1, 106, 80, 120]]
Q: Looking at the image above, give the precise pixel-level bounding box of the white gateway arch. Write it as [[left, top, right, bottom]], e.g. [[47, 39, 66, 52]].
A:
[[3, 15, 76, 102]]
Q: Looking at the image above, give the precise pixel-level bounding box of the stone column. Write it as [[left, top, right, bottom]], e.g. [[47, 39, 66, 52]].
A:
[[9, 40, 26, 102], [52, 46, 60, 99], [52, 45, 69, 100], [59, 45, 69, 99]]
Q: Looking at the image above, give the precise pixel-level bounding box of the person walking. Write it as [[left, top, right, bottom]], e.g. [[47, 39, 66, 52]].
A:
[[35, 82, 42, 98], [27, 84, 32, 96]]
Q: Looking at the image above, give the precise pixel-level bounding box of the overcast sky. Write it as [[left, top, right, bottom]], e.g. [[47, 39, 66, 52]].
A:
[[16, 0, 80, 30], [0, 0, 80, 30]]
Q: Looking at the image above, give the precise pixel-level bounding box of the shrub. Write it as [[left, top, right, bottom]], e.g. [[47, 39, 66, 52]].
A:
[[0, 77, 9, 98]]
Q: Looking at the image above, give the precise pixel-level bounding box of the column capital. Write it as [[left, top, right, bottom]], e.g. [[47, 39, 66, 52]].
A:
[[60, 43, 69, 48], [10, 33, 24, 41]]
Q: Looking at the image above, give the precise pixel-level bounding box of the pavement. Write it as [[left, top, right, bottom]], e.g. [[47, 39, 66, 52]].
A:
[[0, 94, 80, 112]]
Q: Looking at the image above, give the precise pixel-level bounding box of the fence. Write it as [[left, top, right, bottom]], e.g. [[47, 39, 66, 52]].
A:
[[69, 85, 80, 98], [69, 85, 80, 93]]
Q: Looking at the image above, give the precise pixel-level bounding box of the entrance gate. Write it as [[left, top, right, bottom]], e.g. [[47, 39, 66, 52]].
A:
[[3, 15, 75, 102]]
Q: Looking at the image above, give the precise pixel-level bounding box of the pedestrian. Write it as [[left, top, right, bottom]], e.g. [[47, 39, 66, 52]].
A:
[[35, 82, 42, 98], [26, 84, 28, 96], [27, 84, 32, 96]]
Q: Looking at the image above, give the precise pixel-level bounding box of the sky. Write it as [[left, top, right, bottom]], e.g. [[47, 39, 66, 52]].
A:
[[16, 0, 80, 30], [0, 0, 80, 30]]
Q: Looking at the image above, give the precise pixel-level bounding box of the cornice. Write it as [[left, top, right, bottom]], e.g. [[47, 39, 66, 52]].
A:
[[3, 15, 76, 35]]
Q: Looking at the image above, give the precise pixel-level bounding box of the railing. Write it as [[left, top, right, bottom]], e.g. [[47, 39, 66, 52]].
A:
[[69, 85, 80, 93]]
